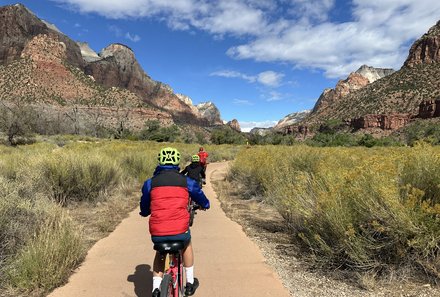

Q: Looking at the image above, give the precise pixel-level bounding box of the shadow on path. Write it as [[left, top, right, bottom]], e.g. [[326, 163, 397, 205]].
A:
[[127, 264, 153, 297]]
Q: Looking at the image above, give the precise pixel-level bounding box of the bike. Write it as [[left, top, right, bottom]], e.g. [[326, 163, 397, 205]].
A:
[[155, 203, 201, 296], [154, 241, 186, 297]]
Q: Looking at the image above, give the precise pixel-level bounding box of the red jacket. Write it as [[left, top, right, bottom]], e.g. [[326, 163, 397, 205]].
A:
[[140, 165, 210, 236], [197, 151, 209, 165]]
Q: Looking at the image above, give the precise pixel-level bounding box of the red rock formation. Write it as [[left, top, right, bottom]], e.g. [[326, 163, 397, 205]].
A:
[[312, 73, 370, 113], [226, 119, 241, 132], [351, 114, 410, 130], [283, 125, 309, 138], [404, 21, 440, 67], [0, 4, 84, 68], [418, 100, 440, 118]]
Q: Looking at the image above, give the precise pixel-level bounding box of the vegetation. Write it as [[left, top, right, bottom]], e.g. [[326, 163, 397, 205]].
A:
[[229, 144, 440, 282], [0, 139, 237, 296]]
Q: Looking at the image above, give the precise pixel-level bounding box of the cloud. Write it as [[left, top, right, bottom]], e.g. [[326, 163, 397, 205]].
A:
[[257, 71, 284, 87], [52, 0, 440, 78], [239, 120, 278, 132], [210, 70, 284, 87], [233, 99, 253, 106], [125, 32, 141, 42]]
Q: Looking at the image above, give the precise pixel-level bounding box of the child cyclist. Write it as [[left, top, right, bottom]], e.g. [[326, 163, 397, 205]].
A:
[[140, 147, 210, 297], [181, 155, 206, 187], [197, 147, 209, 184]]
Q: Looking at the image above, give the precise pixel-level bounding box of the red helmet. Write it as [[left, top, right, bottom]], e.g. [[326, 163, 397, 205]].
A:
[[199, 147, 204, 152]]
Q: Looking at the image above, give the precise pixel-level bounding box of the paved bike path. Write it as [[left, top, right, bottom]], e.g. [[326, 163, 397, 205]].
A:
[[49, 162, 291, 297]]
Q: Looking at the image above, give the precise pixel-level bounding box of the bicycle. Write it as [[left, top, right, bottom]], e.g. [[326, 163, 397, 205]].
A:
[[188, 202, 200, 227], [155, 203, 201, 296]]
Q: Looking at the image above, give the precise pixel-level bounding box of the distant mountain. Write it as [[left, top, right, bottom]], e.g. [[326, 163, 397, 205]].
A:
[[301, 19, 440, 128], [273, 110, 311, 131], [0, 3, 224, 135], [311, 65, 395, 115]]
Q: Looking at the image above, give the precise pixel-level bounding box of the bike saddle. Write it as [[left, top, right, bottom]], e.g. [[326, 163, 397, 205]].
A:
[[154, 241, 185, 253]]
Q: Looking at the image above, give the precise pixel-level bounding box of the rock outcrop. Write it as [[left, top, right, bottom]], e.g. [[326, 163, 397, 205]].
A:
[[351, 114, 411, 130], [77, 42, 101, 62], [404, 20, 440, 67], [273, 110, 310, 131], [249, 127, 272, 136], [0, 4, 84, 68], [312, 73, 370, 114], [418, 99, 440, 118], [355, 65, 395, 83], [84, 44, 208, 125], [196, 102, 223, 125], [226, 119, 241, 132]]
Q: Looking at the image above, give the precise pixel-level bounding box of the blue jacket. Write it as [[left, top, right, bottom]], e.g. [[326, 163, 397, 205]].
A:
[[140, 165, 210, 217]]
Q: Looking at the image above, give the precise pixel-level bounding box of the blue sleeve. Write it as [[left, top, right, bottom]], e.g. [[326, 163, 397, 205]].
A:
[[187, 177, 210, 209], [140, 179, 152, 216]]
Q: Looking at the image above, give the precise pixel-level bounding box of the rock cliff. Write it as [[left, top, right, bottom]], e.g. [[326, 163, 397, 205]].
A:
[[404, 20, 440, 67], [0, 4, 84, 68], [273, 110, 310, 131], [226, 119, 241, 132], [196, 102, 223, 125], [85, 44, 210, 125]]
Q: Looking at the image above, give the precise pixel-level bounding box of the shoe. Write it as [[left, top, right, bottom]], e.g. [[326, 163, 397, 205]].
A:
[[185, 278, 199, 296], [152, 288, 160, 297]]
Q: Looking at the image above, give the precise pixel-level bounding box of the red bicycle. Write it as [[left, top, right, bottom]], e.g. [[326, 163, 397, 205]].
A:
[[154, 204, 201, 297]]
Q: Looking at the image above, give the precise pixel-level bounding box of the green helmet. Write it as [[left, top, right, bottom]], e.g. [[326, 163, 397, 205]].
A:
[[158, 147, 181, 165], [192, 155, 200, 163]]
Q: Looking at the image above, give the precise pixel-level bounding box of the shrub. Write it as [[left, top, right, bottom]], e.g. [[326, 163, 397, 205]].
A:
[[229, 145, 440, 278]]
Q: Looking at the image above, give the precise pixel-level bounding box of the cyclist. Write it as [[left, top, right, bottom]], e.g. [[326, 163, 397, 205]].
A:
[[197, 147, 209, 184], [181, 155, 206, 187], [140, 147, 210, 297]]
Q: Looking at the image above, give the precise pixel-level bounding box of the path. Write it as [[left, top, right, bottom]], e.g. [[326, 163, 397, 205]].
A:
[[49, 162, 291, 297]]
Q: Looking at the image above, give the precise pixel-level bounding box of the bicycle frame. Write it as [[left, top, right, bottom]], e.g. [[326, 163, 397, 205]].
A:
[[163, 249, 184, 297]]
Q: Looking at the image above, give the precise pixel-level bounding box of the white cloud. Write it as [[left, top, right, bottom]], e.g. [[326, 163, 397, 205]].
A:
[[53, 0, 440, 78], [257, 71, 284, 87], [233, 99, 253, 106], [210, 69, 284, 87], [125, 32, 141, 42], [239, 120, 278, 132]]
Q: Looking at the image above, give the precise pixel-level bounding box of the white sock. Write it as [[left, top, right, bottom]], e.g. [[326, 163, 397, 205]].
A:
[[185, 266, 194, 284], [153, 276, 162, 291]]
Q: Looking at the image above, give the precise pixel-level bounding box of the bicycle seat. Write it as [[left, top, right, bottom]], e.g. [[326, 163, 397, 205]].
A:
[[154, 241, 185, 253]]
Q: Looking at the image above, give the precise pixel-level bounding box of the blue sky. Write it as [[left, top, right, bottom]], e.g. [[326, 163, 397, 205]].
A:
[[3, 0, 440, 131]]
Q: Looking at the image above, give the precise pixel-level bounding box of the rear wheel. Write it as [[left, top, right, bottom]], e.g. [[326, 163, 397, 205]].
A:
[[160, 274, 173, 297]]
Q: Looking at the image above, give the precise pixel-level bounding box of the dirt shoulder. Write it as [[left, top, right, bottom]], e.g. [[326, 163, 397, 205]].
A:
[[213, 163, 440, 297]]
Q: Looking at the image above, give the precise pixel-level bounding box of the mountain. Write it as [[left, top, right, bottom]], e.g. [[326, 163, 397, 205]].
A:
[[273, 110, 311, 131], [0, 3, 223, 137], [0, 4, 83, 68], [311, 65, 395, 115], [300, 19, 440, 129], [83, 43, 212, 125]]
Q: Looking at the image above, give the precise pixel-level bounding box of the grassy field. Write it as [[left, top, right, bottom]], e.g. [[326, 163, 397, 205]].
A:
[[0, 138, 239, 296], [229, 143, 440, 282]]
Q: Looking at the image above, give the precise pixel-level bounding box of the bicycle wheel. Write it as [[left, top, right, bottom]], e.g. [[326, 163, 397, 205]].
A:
[[160, 273, 173, 297]]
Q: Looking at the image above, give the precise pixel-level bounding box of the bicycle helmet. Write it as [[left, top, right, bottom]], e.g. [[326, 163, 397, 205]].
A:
[[158, 147, 181, 165], [192, 155, 200, 162]]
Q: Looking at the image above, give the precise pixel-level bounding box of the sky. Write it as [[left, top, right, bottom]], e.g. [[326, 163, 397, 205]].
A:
[[3, 0, 440, 131]]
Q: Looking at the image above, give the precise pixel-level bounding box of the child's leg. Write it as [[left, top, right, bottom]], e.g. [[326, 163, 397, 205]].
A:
[[153, 251, 165, 277], [183, 242, 195, 284]]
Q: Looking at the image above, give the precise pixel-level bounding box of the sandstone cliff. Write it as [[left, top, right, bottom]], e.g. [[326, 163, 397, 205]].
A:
[[301, 19, 440, 128], [273, 110, 310, 131], [84, 44, 209, 125], [0, 4, 84, 69], [0, 34, 173, 135], [196, 102, 223, 125], [404, 20, 440, 67], [226, 119, 241, 132]]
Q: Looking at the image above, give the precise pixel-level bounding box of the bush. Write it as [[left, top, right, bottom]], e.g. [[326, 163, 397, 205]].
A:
[[229, 145, 440, 278], [211, 127, 246, 144]]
